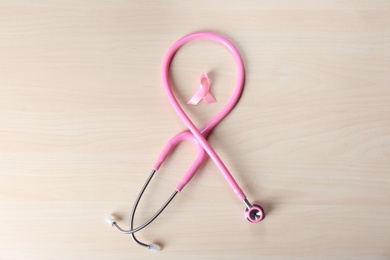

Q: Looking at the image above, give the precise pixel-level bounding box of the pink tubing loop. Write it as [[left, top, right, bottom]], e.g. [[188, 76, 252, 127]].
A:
[[161, 32, 247, 200]]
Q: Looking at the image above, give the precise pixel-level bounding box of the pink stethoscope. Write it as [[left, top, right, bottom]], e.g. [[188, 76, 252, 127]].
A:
[[107, 32, 264, 252]]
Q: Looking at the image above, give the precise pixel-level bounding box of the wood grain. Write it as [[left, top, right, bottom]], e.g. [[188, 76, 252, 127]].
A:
[[1, 1, 389, 259]]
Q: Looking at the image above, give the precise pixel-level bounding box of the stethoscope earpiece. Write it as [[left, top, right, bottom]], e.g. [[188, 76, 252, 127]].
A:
[[108, 32, 265, 251], [106, 215, 116, 226]]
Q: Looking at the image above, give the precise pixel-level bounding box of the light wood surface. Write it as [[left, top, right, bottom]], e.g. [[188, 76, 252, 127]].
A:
[[1, 1, 390, 259]]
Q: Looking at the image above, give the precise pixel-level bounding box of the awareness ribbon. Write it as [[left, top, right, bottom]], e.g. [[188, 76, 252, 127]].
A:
[[187, 73, 216, 105]]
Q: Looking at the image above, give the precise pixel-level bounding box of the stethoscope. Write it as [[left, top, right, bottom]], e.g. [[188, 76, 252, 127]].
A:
[[106, 32, 264, 252]]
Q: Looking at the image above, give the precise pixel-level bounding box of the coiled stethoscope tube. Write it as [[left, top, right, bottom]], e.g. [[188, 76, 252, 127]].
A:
[[107, 32, 265, 252]]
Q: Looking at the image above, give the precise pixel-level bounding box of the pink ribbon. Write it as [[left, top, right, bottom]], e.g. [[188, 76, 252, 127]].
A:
[[187, 73, 216, 105]]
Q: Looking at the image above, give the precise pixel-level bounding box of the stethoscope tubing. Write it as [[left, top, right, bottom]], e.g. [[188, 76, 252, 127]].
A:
[[161, 32, 247, 200]]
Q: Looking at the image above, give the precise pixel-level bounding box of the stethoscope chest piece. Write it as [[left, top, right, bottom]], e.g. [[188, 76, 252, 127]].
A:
[[245, 203, 265, 223]]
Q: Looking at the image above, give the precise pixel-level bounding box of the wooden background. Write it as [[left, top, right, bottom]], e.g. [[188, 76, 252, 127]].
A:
[[1, 1, 389, 259]]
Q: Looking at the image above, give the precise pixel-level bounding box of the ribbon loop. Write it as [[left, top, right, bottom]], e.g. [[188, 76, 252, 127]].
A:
[[187, 73, 216, 105]]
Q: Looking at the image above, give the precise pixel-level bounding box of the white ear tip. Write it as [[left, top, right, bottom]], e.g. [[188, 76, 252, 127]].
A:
[[106, 215, 116, 226], [148, 244, 161, 252]]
